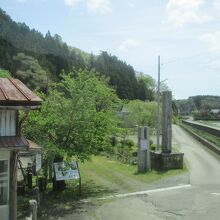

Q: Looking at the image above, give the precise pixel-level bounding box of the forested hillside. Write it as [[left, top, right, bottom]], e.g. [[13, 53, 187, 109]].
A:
[[175, 95, 220, 115], [0, 8, 155, 100]]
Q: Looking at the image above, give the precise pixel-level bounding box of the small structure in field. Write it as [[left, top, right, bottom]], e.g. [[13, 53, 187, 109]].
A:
[[0, 78, 41, 220]]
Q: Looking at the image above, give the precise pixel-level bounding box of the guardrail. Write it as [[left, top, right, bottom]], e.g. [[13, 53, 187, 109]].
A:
[[182, 120, 220, 137]]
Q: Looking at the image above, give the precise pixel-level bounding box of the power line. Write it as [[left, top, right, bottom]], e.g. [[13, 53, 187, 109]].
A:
[[161, 48, 220, 66]]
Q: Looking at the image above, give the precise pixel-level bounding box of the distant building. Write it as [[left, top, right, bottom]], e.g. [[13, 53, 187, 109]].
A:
[[117, 106, 129, 117], [210, 109, 220, 115]]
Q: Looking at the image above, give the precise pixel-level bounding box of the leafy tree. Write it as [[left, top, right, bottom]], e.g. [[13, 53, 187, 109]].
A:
[[0, 8, 86, 82], [24, 69, 121, 162], [0, 69, 11, 77], [123, 100, 158, 128], [137, 72, 156, 101], [12, 53, 47, 90], [94, 51, 138, 100], [0, 9, 160, 101], [175, 95, 220, 115]]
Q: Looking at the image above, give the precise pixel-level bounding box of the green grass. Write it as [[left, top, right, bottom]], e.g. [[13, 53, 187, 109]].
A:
[[79, 155, 187, 192], [18, 155, 187, 219]]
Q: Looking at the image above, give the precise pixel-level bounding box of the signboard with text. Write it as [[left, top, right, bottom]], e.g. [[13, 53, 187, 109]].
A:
[[54, 161, 80, 181]]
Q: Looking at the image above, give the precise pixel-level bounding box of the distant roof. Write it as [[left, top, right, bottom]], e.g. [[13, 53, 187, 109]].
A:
[[0, 136, 29, 150], [0, 78, 42, 108]]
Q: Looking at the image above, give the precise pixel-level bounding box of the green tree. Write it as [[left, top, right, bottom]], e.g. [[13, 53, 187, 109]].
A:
[[0, 69, 11, 77], [123, 100, 158, 128], [12, 53, 47, 90], [137, 72, 156, 101], [24, 69, 121, 161], [95, 51, 138, 100]]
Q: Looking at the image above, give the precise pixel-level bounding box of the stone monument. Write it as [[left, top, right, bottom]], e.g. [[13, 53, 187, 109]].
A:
[[151, 91, 184, 170], [162, 91, 172, 153], [137, 126, 151, 173]]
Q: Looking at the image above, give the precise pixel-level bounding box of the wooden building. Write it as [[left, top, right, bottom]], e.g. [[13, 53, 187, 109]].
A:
[[0, 78, 42, 220]]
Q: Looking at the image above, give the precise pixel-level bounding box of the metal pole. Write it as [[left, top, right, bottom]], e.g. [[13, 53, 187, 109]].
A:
[[157, 56, 160, 151]]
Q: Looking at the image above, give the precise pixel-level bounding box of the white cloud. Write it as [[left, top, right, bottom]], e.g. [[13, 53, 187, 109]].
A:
[[117, 39, 140, 52], [201, 31, 220, 50], [86, 0, 111, 13], [166, 0, 212, 27], [64, 0, 82, 6], [64, 0, 111, 14]]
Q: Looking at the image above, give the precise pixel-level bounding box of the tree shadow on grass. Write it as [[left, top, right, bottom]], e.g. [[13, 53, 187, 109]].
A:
[[39, 180, 115, 219], [133, 169, 169, 176]]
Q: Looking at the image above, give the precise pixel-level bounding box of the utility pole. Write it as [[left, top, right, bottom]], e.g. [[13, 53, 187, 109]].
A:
[[157, 56, 160, 151]]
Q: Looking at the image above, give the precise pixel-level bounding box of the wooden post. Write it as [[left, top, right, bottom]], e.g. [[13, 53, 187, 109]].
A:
[[137, 127, 151, 173], [76, 161, 81, 196], [162, 91, 172, 153], [49, 154, 54, 181], [27, 163, 33, 189], [9, 151, 18, 220]]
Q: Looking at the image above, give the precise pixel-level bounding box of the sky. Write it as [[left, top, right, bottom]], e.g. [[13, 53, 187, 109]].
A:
[[1, 0, 220, 99]]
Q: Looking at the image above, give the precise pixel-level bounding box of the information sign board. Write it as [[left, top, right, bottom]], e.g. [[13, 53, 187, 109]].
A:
[[54, 161, 80, 181]]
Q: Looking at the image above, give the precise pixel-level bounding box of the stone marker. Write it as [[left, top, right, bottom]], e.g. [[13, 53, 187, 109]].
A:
[[162, 91, 172, 153], [138, 126, 151, 173], [151, 90, 184, 170]]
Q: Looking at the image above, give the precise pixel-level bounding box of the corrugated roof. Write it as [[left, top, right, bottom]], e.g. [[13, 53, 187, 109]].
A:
[[0, 136, 29, 150], [0, 78, 42, 107], [19, 140, 41, 156]]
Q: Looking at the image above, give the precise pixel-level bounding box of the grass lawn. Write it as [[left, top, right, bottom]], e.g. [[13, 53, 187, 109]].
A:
[[79, 155, 186, 193]]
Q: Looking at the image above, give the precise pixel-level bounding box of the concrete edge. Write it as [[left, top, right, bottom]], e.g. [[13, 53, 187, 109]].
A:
[[179, 124, 220, 155], [182, 120, 220, 137]]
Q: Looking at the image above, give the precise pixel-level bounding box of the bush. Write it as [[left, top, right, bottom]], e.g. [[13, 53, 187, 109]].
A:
[[150, 144, 156, 151], [120, 139, 135, 148]]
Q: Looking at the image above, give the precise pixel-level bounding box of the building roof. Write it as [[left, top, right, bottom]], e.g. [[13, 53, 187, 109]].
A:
[[0, 136, 29, 150], [28, 139, 41, 153], [0, 78, 42, 108], [19, 140, 42, 156]]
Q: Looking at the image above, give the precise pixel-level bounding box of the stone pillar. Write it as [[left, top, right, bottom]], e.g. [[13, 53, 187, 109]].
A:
[[162, 91, 172, 153], [137, 127, 151, 173]]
